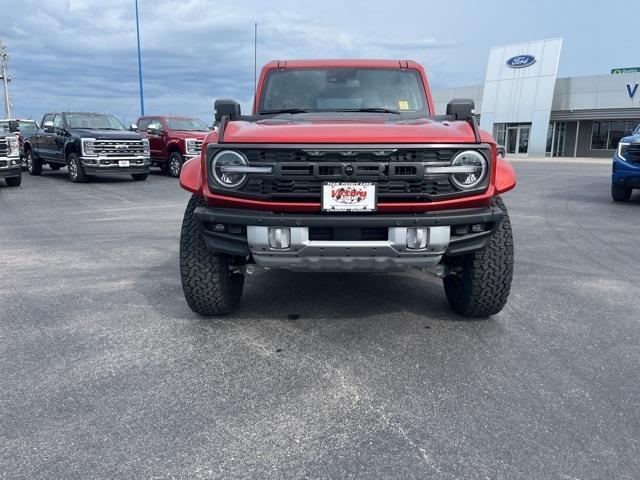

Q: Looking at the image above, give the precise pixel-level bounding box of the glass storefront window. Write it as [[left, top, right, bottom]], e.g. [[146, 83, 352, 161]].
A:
[[591, 121, 609, 149], [493, 123, 506, 146], [591, 120, 640, 149]]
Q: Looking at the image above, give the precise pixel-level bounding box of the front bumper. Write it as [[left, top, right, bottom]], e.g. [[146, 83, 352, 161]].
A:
[[612, 155, 640, 188], [0, 159, 21, 179], [194, 204, 503, 272], [80, 155, 150, 175]]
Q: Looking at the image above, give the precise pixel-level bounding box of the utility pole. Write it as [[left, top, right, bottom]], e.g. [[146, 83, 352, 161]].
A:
[[135, 0, 145, 116], [0, 41, 11, 119], [254, 22, 257, 94]]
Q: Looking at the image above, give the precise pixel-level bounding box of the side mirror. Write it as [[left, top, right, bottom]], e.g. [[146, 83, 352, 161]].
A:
[[147, 126, 160, 135], [8, 120, 19, 133], [214, 99, 241, 123], [129, 123, 138, 132], [446, 98, 475, 121], [43, 121, 54, 133], [497, 146, 506, 157]]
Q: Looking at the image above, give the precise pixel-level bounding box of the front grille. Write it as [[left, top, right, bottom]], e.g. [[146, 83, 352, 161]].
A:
[[309, 227, 388, 241], [629, 144, 640, 164], [93, 139, 145, 157], [208, 146, 490, 202], [0, 160, 8, 168], [194, 140, 203, 153], [0, 139, 7, 156]]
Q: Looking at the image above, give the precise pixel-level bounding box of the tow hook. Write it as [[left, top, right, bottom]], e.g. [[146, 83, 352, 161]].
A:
[[242, 264, 263, 276], [435, 264, 450, 278]]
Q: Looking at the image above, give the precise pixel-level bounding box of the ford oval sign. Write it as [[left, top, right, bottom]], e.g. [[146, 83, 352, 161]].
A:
[[506, 55, 536, 69]]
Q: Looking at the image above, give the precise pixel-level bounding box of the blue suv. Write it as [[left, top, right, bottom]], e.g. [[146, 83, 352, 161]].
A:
[[612, 125, 640, 202]]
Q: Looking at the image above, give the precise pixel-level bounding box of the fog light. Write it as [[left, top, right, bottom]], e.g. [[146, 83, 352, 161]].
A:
[[268, 227, 291, 249], [471, 224, 484, 233], [406, 227, 428, 250], [213, 223, 226, 232]]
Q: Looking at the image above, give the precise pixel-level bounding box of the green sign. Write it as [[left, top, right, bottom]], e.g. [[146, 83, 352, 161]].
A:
[[611, 67, 640, 74]]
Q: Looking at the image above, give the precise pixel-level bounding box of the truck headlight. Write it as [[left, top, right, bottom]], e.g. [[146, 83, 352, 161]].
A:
[[449, 150, 488, 190], [617, 142, 630, 162], [185, 138, 199, 155], [211, 150, 248, 188], [7, 136, 19, 157], [82, 138, 97, 156]]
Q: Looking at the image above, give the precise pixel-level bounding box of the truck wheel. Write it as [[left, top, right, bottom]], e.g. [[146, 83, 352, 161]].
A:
[[180, 194, 244, 316], [611, 183, 632, 202], [26, 150, 42, 176], [67, 153, 88, 183], [49, 163, 62, 171], [443, 197, 514, 318], [131, 173, 148, 181], [168, 151, 183, 178], [5, 176, 21, 187]]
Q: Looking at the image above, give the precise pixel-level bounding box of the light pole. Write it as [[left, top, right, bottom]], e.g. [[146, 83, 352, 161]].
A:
[[135, 0, 145, 116]]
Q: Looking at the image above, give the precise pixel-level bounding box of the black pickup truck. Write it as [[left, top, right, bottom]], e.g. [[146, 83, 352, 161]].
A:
[[24, 112, 151, 182], [0, 121, 22, 187]]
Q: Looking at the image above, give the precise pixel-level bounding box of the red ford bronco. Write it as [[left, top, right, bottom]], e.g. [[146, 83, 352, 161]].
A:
[[179, 60, 516, 318]]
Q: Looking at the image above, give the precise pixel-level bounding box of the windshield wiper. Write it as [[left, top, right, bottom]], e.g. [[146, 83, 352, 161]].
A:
[[336, 108, 401, 114], [259, 108, 309, 115]]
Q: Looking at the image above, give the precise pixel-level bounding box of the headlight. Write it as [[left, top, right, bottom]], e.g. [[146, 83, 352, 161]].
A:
[[617, 142, 630, 162], [211, 150, 248, 188], [449, 150, 488, 190], [82, 138, 97, 156], [185, 138, 199, 155], [7, 136, 19, 157], [142, 138, 150, 156]]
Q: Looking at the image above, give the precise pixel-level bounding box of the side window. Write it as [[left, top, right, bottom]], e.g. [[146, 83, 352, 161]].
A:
[[53, 115, 63, 129], [42, 114, 54, 127], [137, 118, 151, 131], [148, 119, 164, 133]]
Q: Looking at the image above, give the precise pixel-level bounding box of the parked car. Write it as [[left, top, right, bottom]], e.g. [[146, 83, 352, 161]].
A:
[[24, 112, 150, 182], [611, 125, 640, 201], [134, 115, 209, 177], [0, 118, 38, 169], [0, 121, 22, 187], [178, 59, 517, 318]]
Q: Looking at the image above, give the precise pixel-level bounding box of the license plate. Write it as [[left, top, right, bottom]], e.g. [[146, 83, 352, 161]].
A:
[[118, 160, 130, 167], [322, 182, 377, 212]]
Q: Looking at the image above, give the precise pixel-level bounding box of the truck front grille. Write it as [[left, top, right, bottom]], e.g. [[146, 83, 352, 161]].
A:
[[0, 139, 7, 156], [629, 144, 640, 164], [208, 145, 491, 202], [93, 139, 145, 157]]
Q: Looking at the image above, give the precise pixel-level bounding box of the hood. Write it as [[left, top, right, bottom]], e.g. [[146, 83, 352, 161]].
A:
[[168, 130, 209, 141], [220, 115, 484, 144], [71, 129, 143, 140]]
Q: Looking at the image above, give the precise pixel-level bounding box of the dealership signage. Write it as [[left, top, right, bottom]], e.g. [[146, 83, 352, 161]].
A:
[[506, 55, 536, 69], [627, 84, 639, 99], [612, 67, 640, 74]]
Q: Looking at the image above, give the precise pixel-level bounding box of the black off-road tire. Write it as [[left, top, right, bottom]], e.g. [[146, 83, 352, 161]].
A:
[[49, 163, 62, 171], [168, 151, 183, 178], [180, 194, 245, 316], [26, 149, 42, 176], [67, 153, 88, 183], [443, 197, 514, 318], [131, 173, 149, 181], [5, 176, 22, 187], [611, 184, 632, 202]]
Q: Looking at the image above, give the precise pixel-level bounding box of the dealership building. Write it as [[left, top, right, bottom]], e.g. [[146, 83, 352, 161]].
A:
[[432, 38, 640, 157]]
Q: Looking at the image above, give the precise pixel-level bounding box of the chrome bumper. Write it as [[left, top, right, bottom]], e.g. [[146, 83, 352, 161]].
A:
[[247, 226, 450, 272], [80, 155, 150, 167]]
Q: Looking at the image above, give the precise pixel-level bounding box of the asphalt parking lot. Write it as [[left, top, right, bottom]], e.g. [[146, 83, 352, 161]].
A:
[[1, 162, 639, 479]]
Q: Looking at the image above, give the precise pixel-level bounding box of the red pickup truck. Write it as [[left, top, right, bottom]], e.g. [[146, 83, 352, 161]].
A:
[[135, 115, 209, 177], [179, 60, 516, 318]]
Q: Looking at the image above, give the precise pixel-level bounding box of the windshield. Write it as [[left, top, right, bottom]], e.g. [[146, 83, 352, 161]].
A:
[[259, 68, 429, 115], [167, 117, 208, 131], [65, 113, 125, 130]]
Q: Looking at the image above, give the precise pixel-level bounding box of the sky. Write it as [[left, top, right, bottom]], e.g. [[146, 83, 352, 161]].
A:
[[1, 0, 637, 125]]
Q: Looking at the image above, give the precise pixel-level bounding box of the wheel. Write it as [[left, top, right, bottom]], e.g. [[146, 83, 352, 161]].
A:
[[67, 153, 88, 183], [443, 197, 514, 318], [131, 173, 148, 181], [611, 183, 632, 202], [5, 176, 21, 187], [49, 163, 62, 171], [180, 194, 245, 316], [167, 151, 184, 178], [26, 149, 42, 176]]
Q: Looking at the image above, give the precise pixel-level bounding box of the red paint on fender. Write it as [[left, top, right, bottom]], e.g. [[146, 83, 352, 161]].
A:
[[179, 157, 202, 194], [495, 157, 517, 194]]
